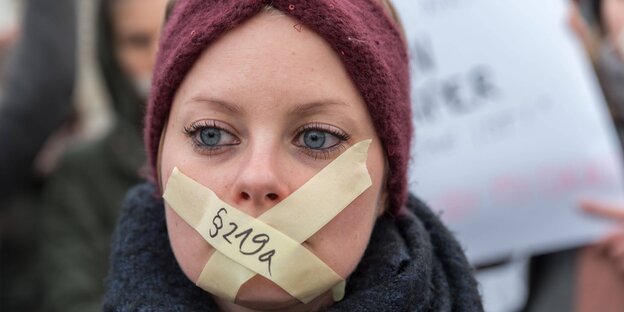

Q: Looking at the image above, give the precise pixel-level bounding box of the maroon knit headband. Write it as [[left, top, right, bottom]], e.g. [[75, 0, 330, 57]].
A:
[[145, 0, 412, 214]]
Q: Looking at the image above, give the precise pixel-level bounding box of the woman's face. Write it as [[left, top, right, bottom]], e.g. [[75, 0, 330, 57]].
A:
[[111, 0, 167, 97], [160, 11, 387, 311]]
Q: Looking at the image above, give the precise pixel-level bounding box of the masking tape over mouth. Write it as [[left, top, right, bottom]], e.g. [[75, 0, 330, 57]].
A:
[[163, 140, 372, 303]]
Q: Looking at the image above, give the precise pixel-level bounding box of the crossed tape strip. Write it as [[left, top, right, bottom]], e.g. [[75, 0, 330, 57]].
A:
[[163, 140, 372, 304]]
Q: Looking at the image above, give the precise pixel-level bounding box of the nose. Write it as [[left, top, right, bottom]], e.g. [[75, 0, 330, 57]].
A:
[[230, 144, 290, 214]]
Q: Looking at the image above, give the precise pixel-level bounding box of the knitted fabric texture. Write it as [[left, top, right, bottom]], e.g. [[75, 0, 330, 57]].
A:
[[103, 183, 483, 311], [144, 0, 412, 214]]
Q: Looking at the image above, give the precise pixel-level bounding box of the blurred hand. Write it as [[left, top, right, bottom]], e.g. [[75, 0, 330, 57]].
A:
[[581, 200, 624, 273]]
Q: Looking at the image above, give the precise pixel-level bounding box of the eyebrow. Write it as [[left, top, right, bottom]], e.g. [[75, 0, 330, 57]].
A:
[[187, 96, 350, 116], [185, 97, 244, 115], [287, 100, 351, 117]]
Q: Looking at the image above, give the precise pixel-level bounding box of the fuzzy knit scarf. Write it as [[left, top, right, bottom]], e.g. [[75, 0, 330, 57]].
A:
[[103, 183, 483, 311]]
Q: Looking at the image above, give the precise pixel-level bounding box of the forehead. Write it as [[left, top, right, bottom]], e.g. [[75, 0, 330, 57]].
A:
[[171, 11, 367, 117]]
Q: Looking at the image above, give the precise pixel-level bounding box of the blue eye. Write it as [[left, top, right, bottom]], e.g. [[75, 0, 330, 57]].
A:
[[295, 124, 350, 154], [184, 121, 240, 154], [200, 128, 222, 146], [303, 130, 326, 149]]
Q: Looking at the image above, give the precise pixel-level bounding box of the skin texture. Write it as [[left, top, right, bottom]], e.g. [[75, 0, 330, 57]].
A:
[[159, 10, 388, 312], [110, 0, 167, 91]]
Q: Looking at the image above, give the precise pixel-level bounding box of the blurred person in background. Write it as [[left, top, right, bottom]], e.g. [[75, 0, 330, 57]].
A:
[[39, 0, 169, 311], [0, 0, 76, 200], [0, 0, 76, 311], [592, 0, 624, 138]]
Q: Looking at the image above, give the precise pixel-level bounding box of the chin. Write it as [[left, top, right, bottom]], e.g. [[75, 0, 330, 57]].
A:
[[234, 275, 300, 310], [218, 274, 332, 311]]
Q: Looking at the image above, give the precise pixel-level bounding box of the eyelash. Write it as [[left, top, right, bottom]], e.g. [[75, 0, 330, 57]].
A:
[[183, 120, 238, 155], [293, 123, 351, 160], [182, 120, 352, 160]]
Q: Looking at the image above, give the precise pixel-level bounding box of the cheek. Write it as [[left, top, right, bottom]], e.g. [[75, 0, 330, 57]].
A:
[[308, 187, 382, 279], [165, 203, 216, 282], [306, 146, 386, 279], [160, 126, 219, 284]]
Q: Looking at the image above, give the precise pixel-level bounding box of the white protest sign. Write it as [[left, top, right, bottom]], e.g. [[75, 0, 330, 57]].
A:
[[394, 0, 624, 265]]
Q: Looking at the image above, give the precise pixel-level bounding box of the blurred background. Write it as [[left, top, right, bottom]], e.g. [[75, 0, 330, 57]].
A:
[[1, 0, 114, 138]]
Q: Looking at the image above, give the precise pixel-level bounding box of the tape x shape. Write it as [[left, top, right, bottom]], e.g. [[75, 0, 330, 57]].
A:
[[163, 140, 372, 303]]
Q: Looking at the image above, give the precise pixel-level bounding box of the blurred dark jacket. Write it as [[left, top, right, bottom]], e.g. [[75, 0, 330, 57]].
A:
[[0, 0, 76, 311], [40, 0, 146, 311]]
